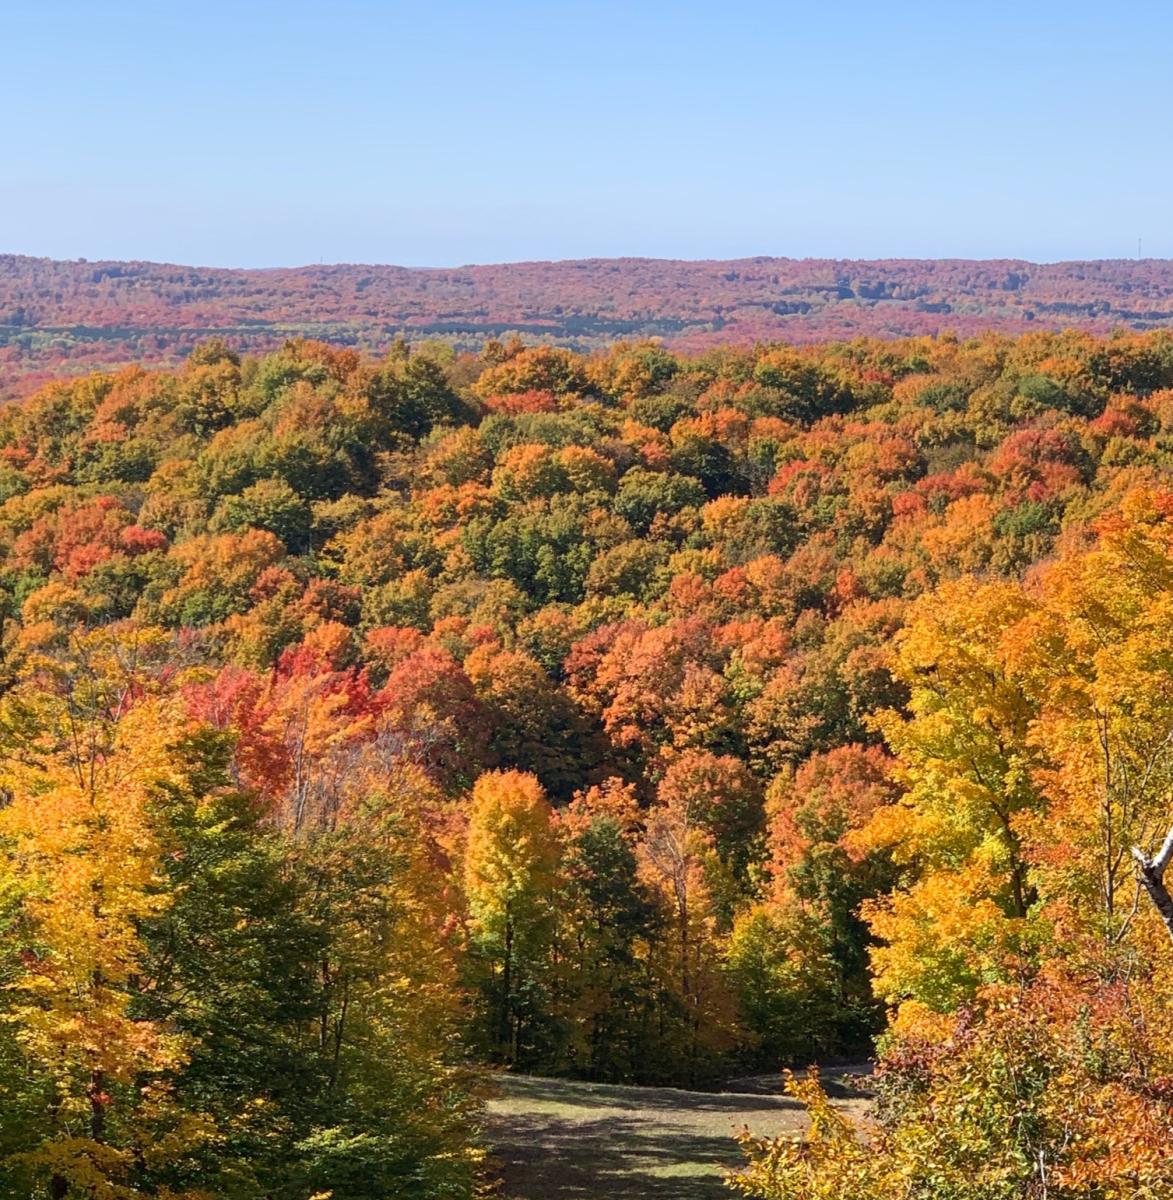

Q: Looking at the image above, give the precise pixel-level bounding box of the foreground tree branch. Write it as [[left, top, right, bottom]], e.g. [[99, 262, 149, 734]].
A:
[[1132, 823, 1173, 943]]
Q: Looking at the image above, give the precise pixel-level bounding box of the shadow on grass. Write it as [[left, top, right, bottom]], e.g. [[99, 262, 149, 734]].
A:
[[493, 1073, 804, 1116], [490, 1110, 748, 1200], [483, 1071, 881, 1198]]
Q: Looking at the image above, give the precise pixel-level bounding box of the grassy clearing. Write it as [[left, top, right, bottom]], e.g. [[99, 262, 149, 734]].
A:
[[484, 1069, 871, 1199]]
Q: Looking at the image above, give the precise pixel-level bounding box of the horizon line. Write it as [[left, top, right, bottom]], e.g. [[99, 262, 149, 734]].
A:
[[2, 250, 1167, 274]]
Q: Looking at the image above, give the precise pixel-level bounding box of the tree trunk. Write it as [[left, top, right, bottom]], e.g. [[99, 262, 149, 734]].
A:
[[502, 914, 514, 1062], [89, 1069, 106, 1141], [1132, 824, 1173, 944]]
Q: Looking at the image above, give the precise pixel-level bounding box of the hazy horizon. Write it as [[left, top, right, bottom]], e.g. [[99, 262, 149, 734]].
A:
[[3, 249, 1168, 272]]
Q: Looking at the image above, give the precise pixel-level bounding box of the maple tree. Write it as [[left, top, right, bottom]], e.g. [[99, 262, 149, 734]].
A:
[[463, 769, 561, 1066]]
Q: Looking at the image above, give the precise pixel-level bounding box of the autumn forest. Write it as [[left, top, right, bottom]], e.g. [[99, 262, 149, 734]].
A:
[[8, 254, 1173, 397], [2, 327, 1173, 1198]]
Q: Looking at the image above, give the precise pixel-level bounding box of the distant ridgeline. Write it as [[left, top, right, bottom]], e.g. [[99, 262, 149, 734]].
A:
[[4, 253, 1173, 396]]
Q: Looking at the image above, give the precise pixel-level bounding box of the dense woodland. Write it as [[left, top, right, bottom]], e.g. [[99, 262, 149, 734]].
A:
[[1, 329, 1173, 1197], [7, 254, 1173, 396]]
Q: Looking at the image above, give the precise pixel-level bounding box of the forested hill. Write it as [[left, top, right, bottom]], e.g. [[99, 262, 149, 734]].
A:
[[2, 331, 1173, 1195], [4, 252, 1173, 395]]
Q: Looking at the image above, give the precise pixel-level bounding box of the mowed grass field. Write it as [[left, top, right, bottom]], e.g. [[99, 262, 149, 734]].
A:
[[485, 1069, 871, 1199]]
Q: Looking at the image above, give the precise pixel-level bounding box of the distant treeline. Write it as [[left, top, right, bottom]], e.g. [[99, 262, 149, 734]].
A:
[[5, 252, 1173, 395]]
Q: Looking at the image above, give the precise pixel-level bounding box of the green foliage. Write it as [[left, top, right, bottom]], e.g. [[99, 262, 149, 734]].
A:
[[613, 468, 707, 534], [213, 477, 313, 549]]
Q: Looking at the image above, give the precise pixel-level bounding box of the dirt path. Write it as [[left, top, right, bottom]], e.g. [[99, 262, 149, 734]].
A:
[[484, 1070, 871, 1199]]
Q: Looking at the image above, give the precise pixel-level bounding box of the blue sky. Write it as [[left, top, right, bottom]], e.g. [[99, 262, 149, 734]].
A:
[[5, 0, 1170, 267]]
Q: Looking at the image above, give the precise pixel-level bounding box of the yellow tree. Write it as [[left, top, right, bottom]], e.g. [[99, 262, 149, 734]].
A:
[[463, 770, 560, 1065], [0, 627, 208, 1197], [1013, 488, 1173, 951], [638, 789, 739, 1082], [859, 578, 1045, 1017]]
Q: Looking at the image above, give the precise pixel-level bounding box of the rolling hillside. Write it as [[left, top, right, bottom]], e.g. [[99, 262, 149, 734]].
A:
[[3, 253, 1173, 396]]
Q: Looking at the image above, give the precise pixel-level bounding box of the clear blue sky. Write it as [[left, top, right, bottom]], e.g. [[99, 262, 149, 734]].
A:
[[5, 0, 1170, 267]]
